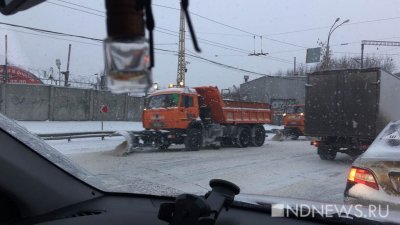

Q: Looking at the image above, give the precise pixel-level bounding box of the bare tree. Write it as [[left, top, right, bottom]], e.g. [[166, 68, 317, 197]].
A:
[[221, 85, 241, 100]]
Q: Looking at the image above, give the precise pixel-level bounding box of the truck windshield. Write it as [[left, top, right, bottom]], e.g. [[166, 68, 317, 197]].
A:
[[147, 94, 179, 109], [286, 106, 304, 114]]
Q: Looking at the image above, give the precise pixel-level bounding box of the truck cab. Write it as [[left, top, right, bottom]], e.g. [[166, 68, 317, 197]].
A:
[[283, 104, 305, 140], [143, 87, 200, 131]]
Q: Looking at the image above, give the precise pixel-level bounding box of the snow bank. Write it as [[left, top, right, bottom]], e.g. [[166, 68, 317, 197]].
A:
[[16, 121, 144, 134]]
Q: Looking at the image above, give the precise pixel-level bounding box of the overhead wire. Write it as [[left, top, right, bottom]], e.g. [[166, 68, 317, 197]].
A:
[[0, 20, 271, 76], [46, 0, 292, 63], [47, 0, 306, 51]]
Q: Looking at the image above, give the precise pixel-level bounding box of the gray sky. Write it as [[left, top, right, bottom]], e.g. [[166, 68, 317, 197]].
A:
[[1, 0, 400, 88]]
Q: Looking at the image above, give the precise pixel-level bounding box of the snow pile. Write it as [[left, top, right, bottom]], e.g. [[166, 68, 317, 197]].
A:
[[348, 184, 400, 206]]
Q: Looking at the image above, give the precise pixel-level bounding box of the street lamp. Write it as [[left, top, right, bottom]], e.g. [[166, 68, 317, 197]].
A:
[[56, 59, 61, 86], [325, 18, 350, 69], [93, 73, 99, 89]]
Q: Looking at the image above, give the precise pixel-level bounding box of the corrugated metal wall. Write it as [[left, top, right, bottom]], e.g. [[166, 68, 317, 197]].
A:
[[240, 76, 306, 124]]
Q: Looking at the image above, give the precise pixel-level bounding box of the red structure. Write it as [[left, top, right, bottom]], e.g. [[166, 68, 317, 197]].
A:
[[0, 65, 43, 85]]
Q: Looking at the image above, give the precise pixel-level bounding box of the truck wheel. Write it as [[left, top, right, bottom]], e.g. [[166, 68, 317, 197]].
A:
[[318, 146, 337, 160], [157, 136, 170, 150], [184, 129, 203, 151], [237, 127, 251, 148], [221, 138, 234, 147], [251, 125, 266, 147], [291, 135, 299, 140]]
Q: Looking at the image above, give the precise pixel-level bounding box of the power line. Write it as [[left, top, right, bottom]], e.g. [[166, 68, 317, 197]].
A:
[[0, 27, 102, 46], [44, 0, 293, 63], [157, 48, 269, 76], [0, 21, 271, 77], [48, 0, 257, 56], [152, 3, 180, 11], [0, 22, 103, 42], [152, 1, 400, 49], [156, 27, 251, 54], [53, 0, 104, 13], [46, 1, 103, 17], [263, 17, 400, 37], [46, 0, 306, 50], [156, 27, 292, 64]]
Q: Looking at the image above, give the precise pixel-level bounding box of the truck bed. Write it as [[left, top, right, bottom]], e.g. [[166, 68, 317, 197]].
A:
[[194, 86, 271, 124]]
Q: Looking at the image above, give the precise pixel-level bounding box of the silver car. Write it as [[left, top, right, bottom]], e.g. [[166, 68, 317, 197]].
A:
[[344, 121, 400, 208]]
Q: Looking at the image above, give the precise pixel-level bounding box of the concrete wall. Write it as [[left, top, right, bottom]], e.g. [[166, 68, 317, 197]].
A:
[[0, 83, 144, 121], [3, 84, 50, 120]]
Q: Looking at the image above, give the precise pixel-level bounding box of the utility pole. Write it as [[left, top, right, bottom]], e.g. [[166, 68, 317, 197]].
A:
[[361, 43, 364, 69], [4, 35, 8, 83], [65, 44, 71, 86], [56, 59, 61, 86], [176, 1, 186, 87], [293, 57, 297, 75]]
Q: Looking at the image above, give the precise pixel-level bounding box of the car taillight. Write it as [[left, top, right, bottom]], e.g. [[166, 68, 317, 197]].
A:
[[310, 140, 319, 146], [347, 167, 379, 190]]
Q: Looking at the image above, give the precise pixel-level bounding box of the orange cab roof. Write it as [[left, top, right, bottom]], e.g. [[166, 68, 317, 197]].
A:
[[149, 87, 198, 96]]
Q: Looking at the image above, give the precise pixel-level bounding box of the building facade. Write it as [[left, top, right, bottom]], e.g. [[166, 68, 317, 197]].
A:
[[0, 65, 43, 85], [240, 76, 306, 125]]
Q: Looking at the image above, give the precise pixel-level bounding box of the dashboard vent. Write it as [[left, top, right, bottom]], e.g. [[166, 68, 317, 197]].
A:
[[65, 210, 105, 218]]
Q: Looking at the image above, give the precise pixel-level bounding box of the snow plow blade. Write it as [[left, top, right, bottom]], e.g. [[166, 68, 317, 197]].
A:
[[111, 131, 137, 156], [111, 130, 171, 156], [270, 130, 285, 141]]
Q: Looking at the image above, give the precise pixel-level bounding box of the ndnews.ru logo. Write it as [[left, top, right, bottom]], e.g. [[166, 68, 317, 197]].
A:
[[271, 203, 390, 219]]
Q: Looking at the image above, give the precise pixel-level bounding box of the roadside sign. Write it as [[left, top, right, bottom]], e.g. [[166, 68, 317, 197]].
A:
[[100, 105, 109, 132], [306, 47, 321, 63], [100, 105, 109, 113]]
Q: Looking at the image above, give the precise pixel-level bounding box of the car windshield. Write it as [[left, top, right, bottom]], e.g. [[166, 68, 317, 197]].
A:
[[1, 0, 400, 222], [286, 106, 304, 114], [147, 94, 179, 109]]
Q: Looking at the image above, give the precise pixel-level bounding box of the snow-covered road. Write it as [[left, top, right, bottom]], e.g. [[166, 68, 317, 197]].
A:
[[17, 121, 353, 204]]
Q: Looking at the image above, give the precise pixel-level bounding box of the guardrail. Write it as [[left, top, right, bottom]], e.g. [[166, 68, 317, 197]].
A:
[[37, 131, 122, 141], [37, 129, 274, 142]]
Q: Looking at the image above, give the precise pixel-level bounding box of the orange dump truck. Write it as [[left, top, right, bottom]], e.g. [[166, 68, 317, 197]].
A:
[[137, 86, 271, 151], [282, 104, 305, 140]]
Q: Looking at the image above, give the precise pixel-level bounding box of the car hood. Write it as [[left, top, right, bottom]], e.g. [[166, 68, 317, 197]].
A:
[[0, 113, 107, 191]]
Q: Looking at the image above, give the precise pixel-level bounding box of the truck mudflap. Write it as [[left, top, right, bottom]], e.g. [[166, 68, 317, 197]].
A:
[[112, 130, 171, 156]]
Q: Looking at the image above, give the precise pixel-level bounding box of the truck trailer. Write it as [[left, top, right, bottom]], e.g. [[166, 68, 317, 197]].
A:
[[305, 68, 400, 160], [116, 86, 271, 154]]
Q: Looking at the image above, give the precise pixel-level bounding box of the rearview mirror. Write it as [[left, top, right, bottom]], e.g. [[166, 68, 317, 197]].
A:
[[0, 0, 45, 15]]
